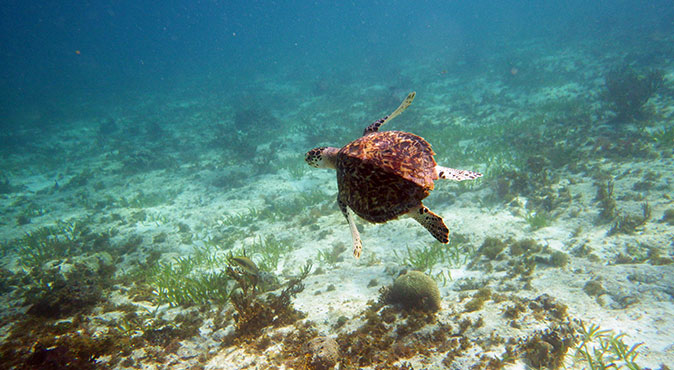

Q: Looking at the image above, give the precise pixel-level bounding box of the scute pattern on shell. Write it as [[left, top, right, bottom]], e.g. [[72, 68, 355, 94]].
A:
[[336, 131, 437, 223]]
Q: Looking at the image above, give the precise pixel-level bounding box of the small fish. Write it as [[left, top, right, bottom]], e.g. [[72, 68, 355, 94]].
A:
[[229, 255, 259, 277]]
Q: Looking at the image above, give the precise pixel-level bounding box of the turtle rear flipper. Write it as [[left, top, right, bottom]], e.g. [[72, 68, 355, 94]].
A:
[[338, 198, 363, 258], [363, 92, 416, 135], [409, 205, 449, 244], [436, 166, 482, 181]]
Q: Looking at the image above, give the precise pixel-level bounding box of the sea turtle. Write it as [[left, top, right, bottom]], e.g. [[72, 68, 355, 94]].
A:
[[305, 92, 482, 258]]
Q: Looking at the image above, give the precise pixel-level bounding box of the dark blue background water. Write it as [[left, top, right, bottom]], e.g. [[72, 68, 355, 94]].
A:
[[1, 0, 672, 129]]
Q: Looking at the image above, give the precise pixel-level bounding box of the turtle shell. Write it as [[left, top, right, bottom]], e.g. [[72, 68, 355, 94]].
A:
[[336, 130, 438, 223]]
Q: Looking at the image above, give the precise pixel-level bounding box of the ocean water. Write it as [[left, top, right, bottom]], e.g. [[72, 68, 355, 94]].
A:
[[1, 1, 673, 369]]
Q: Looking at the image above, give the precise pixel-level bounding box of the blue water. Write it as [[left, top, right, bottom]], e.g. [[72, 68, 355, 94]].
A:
[[2, 1, 671, 123]]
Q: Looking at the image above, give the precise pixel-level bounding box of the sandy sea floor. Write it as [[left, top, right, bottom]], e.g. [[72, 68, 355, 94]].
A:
[[1, 37, 673, 369]]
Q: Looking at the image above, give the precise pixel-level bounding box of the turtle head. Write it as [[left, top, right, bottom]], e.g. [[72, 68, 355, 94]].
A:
[[305, 146, 339, 169]]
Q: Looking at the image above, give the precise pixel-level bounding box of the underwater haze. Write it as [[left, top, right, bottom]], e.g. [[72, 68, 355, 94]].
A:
[[1, 1, 673, 369]]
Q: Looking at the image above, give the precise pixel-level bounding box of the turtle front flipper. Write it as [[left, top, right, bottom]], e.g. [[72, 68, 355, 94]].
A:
[[409, 204, 449, 244], [363, 92, 416, 135], [436, 166, 482, 181], [338, 198, 363, 258]]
